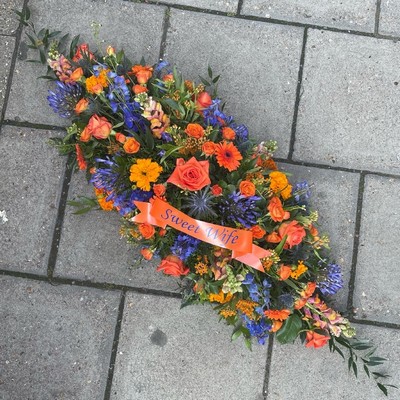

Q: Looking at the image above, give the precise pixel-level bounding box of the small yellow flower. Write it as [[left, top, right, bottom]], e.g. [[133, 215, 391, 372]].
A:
[[290, 260, 308, 280], [269, 171, 292, 200], [129, 159, 163, 191]]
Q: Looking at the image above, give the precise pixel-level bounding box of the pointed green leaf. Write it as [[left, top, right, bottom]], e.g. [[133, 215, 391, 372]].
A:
[[275, 313, 302, 344]]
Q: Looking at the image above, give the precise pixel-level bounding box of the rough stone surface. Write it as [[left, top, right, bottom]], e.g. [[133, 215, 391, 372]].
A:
[[5, 0, 166, 126], [379, 0, 400, 36], [161, 0, 238, 13], [0, 276, 120, 400], [280, 163, 359, 310], [267, 323, 400, 399], [0, 0, 24, 35], [353, 175, 400, 324], [293, 29, 400, 174], [165, 10, 303, 158], [110, 293, 268, 400], [55, 172, 180, 292], [241, 0, 376, 32], [0, 126, 65, 274], [0, 36, 15, 115]]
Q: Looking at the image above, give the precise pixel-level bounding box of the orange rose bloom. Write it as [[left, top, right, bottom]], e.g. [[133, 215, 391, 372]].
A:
[[79, 126, 91, 142], [239, 180, 256, 197], [158, 228, 167, 237], [163, 74, 174, 82], [153, 184, 166, 197], [74, 98, 89, 114], [131, 65, 153, 84], [156, 255, 189, 276], [211, 184, 223, 196], [133, 84, 148, 94], [196, 91, 212, 110], [87, 114, 112, 140], [138, 223, 155, 239], [250, 225, 266, 239], [305, 331, 330, 349], [266, 231, 281, 243], [202, 141, 216, 156], [70, 67, 83, 82], [115, 133, 126, 143], [278, 220, 306, 248], [222, 127, 236, 140], [141, 248, 153, 260], [277, 265, 292, 280], [185, 123, 205, 139], [167, 157, 211, 191], [123, 137, 140, 154], [268, 197, 290, 222]]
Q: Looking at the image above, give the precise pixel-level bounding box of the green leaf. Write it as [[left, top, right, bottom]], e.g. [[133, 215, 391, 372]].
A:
[[208, 65, 212, 78], [198, 76, 211, 87], [377, 383, 388, 396], [352, 361, 358, 377], [274, 235, 288, 255], [69, 34, 80, 58], [275, 314, 302, 344], [231, 329, 242, 341], [363, 365, 370, 378]]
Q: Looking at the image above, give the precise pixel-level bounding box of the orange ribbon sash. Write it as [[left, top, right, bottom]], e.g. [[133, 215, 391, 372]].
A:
[[132, 198, 271, 272]]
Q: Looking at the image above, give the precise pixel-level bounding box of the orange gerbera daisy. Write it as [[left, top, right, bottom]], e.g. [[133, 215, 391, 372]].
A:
[[264, 309, 291, 321], [214, 141, 242, 172]]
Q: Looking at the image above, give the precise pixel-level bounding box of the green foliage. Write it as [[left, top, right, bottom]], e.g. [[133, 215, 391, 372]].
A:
[[67, 196, 98, 214], [275, 313, 302, 344]]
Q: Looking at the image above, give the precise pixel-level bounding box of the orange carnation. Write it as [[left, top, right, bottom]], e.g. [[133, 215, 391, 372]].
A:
[[215, 141, 242, 172], [185, 123, 205, 139], [239, 180, 256, 197], [123, 137, 140, 154], [222, 126, 236, 140]]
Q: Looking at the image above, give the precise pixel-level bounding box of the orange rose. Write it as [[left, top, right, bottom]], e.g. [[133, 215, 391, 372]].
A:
[[153, 184, 166, 197], [239, 180, 256, 197], [79, 126, 91, 142], [74, 98, 89, 114], [70, 67, 83, 82], [211, 184, 223, 196], [185, 123, 204, 139], [115, 133, 126, 143], [202, 141, 216, 156], [305, 331, 330, 349], [277, 265, 292, 280], [133, 84, 148, 94], [158, 228, 167, 237], [131, 65, 153, 84], [156, 255, 189, 276], [278, 220, 306, 248], [167, 157, 211, 191], [196, 91, 212, 110], [163, 74, 174, 82], [87, 114, 112, 140], [123, 137, 140, 154], [141, 248, 153, 260], [268, 197, 290, 222], [266, 231, 281, 243], [222, 127, 236, 140], [138, 223, 155, 239], [250, 225, 266, 239]]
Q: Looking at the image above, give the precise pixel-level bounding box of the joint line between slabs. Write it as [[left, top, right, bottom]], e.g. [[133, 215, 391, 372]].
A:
[[0, 0, 30, 125], [46, 156, 73, 279], [375, 0, 382, 36], [346, 173, 366, 315], [103, 290, 126, 400], [262, 335, 275, 398], [236, 0, 244, 15], [158, 7, 171, 61], [288, 28, 308, 160]]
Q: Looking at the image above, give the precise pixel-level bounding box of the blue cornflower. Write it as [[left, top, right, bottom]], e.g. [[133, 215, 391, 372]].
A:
[[47, 81, 82, 118], [170, 233, 200, 261], [242, 315, 271, 345], [181, 187, 217, 220], [218, 191, 261, 228], [317, 263, 343, 296]]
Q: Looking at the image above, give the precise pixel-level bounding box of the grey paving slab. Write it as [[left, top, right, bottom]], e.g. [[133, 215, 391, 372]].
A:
[[353, 175, 400, 324], [55, 172, 180, 292], [110, 293, 268, 400], [165, 10, 303, 158], [0, 0, 24, 35], [160, 0, 238, 13], [0, 126, 64, 274], [241, 0, 376, 33], [5, 0, 166, 126], [379, 0, 400, 36], [0, 36, 15, 115], [0, 276, 120, 400], [267, 324, 400, 399], [280, 163, 359, 310], [293, 29, 400, 174]]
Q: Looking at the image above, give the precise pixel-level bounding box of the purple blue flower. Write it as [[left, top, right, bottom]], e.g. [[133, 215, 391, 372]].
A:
[[317, 263, 343, 296], [47, 81, 82, 118], [171, 233, 201, 261]]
